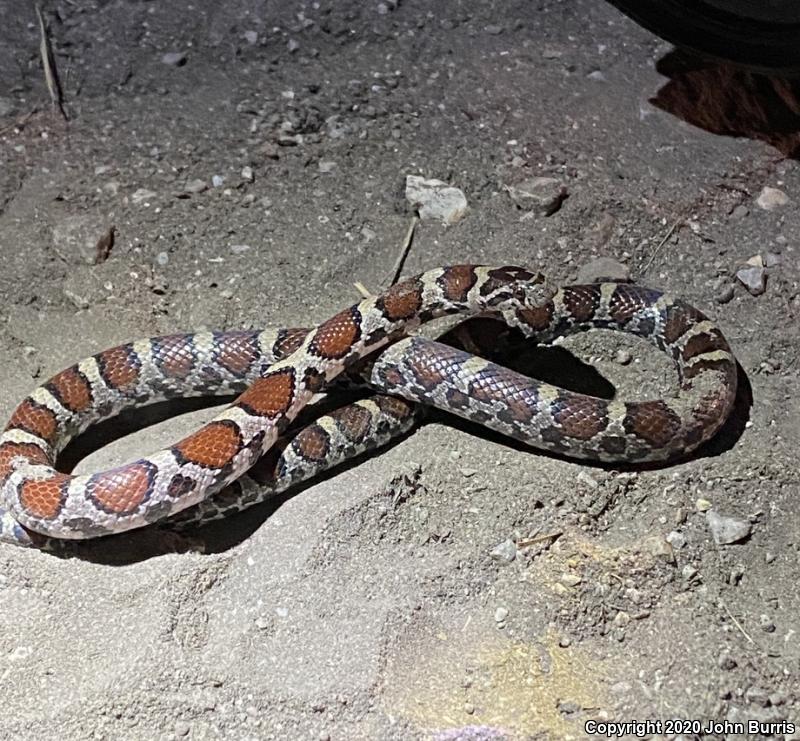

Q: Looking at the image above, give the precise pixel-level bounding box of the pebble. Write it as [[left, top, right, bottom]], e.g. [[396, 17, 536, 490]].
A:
[[576, 257, 630, 284], [243, 30, 259, 45], [51, 214, 111, 265], [764, 251, 782, 268], [560, 573, 582, 587], [161, 51, 187, 66], [615, 349, 632, 365], [155, 251, 169, 266], [489, 539, 517, 563], [736, 265, 766, 295], [506, 176, 568, 216], [706, 510, 751, 545], [756, 186, 789, 211], [212, 175, 225, 188], [718, 653, 737, 670], [241, 166, 254, 182], [695, 497, 712, 512], [730, 204, 749, 219], [230, 244, 251, 254], [484, 24, 504, 35], [681, 564, 698, 580], [405, 175, 468, 225], [175, 721, 191, 737], [714, 281, 735, 304], [641, 535, 675, 563], [666, 530, 686, 549], [759, 614, 776, 633], [254, 616, 271, 631], [131, 188, 157, 205], [183, 178, 208, 194], [494, 606, 509, 623], [745, 686, 770, 707], [576, 471, 599, 489], [318, 160, 337, 173]]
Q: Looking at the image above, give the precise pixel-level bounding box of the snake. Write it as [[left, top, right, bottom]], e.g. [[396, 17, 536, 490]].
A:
[[0, 265, 738, 549]]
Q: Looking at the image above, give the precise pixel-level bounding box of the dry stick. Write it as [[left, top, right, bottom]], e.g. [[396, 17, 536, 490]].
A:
[[388, 213, 419, 286], [641, 215, 684, 275], [353, 213, 419, 298], [720, 600, 755, 645], [35, 4, 67, 120]]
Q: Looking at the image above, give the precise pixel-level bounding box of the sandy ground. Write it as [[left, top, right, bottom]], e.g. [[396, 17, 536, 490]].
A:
[[0, 1, 799, 739]]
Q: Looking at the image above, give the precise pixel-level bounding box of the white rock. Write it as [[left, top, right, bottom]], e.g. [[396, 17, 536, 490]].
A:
[[405, 175, 467, 225], [756, 186, 789, 211], [489, 539, 517, 563], [131, 188, 157, 205], [161, 51, 187, 66], [736, 265, 766, 296], [706, 510, 751, 545]]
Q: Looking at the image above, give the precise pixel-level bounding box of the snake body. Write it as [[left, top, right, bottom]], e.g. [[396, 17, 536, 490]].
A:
[[0, 265, 737, 548]]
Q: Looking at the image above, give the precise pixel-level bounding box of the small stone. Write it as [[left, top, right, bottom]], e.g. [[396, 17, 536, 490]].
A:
[[243, 30, 259, 45], [212, 175, 225, 188], [275, 606, 289, 618], [183, 178, 208, 194], [736, 266, 766, 295], [464, 702, 475, 714], [706, 510, 751, 545], [490, 539, 517, 564], [759, 614, 776, 633], [612, 610, 630, 627], [681, 564, 698, 580], [715, 281, 735, 304], [576, 257, 630, 284], [405, 175, 468, 225], [764, 252, 782, 268], [155, 251, 169, 266], [615, 349, 632, 365], [507, 176, 568, 216], [484, 24, 504, 34], [667, 530, 686, 549], [560, 573, 582, 587], [764, 551, 776, 564], [745, 687, 770, 708], [730, 204, 749, 219], [175, 721, 191, 737], [494, 606, 509, 622], [756, 186, 789, 210], [695, 498, 712, 512], [587, 70, 607, 82], [230, 244, 251, 254], [577, 471, 599, 489], [131, 188, 157, 205], [254, 616, 271, 631], [241, 166, 254, 182], [161, 51, 187, 66], [641, 535, 675, 563], [718, 653, 737, 670], [318, 160, 337, 173], [287, 39, 300, 53], [542, 47, 563, 59]]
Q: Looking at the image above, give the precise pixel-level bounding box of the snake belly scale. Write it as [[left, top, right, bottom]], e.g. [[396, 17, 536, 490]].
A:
[[0, 265, 738, 548]]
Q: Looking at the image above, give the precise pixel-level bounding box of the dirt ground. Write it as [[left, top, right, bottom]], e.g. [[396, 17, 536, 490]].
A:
[[0, 1, 798, 739]]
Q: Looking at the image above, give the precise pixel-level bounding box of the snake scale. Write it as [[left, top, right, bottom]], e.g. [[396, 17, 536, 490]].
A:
[[0, 265, 738, 549]]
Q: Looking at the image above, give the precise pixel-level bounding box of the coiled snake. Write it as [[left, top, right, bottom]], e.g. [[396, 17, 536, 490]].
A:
[[0, 265, 737, 549]]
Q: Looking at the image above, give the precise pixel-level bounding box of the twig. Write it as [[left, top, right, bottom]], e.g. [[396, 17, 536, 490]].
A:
[[35, 4, 67, 120], [387, 213, 418, 286], [517, 531, 562, 548], [720, 600, 755, 644], [353, 281, 372, 299], [641, 216, 683, 275]]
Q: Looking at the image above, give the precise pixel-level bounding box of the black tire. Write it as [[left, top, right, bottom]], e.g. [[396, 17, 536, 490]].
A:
[[607, 0, 800, 72]]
